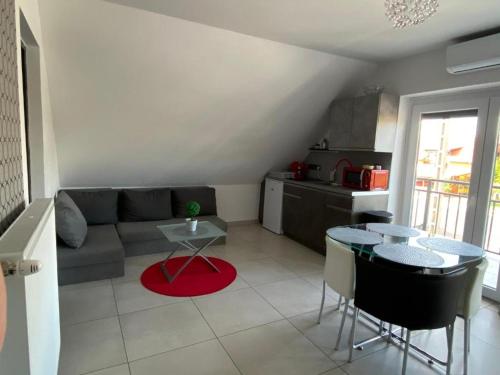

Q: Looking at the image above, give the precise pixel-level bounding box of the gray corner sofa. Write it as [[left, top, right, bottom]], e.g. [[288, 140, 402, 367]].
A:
[[56, 186, 227, 285]]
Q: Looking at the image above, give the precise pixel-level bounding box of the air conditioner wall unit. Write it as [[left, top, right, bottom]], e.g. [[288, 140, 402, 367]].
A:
[[446, 33, 500, 74]]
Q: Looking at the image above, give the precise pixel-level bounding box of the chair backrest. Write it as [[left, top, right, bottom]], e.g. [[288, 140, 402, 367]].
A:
[[354, 255, 468, 331], [324, 236, 355, 299], [457, 258, 489, 319]]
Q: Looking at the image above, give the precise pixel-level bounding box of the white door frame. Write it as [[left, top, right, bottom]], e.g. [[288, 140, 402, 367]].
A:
[[478, 97, 500, 300], [400, 97, 491, 241], [401, 90, 500, 301]]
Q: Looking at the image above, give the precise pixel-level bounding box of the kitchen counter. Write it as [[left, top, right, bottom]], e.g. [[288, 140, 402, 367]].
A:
[[266, 176, 389, 197]]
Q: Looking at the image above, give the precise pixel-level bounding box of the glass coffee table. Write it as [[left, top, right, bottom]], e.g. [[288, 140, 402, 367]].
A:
[[157, 221, 227, 283]]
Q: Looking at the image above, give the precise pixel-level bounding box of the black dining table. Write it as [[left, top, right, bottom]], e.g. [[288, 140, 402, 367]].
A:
[[325, 223, 486, 367], [326, 223, 485, 271]]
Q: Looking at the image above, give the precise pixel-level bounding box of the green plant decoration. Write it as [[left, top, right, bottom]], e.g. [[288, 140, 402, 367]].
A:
[[186, 201, 201, 219]]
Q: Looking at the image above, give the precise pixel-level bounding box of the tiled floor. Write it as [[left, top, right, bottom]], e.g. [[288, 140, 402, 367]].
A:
[[58, 223, 500, 375]]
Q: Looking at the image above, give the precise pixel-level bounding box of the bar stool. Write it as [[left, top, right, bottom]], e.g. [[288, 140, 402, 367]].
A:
[[318, 236, 355, 350], [350, 256, 468, 375], [456, 258, 488, 375]]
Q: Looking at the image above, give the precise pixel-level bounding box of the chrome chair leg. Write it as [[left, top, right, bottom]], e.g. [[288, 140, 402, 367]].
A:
[[378, 321, 384, 335], [337, 295, 343, 310], [402, 329, 411, 375], [464, 318, 469, 375], [317, 280, 326, 324], [466, 318, 471, 353], [348, 307, 359, 363], [446, 323, 454, 375], [387, 323, 393, 343], [335, 298, 350, 350]]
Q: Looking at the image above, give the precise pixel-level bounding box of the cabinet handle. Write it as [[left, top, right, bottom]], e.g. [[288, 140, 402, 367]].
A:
[[283, 192, 302, 199], [325, 204, 351, 213]]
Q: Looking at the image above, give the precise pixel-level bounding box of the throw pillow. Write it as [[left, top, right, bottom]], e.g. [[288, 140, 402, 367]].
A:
[[55, 191, 88, 248], [119, 188, 173, 222], [63, 189, 119, 224], [172, 187, 217, 217]]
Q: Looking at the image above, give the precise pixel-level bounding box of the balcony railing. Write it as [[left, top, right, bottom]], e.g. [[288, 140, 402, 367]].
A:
[[412, 177, 500, 255]]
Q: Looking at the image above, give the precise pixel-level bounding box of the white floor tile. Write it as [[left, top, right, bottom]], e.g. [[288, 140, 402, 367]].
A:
[[250, 235, 312, 257], [119, 301, 215, 361], [194, 288, 282, 336], [236, 257, 297, 286], [58, 317, 127, 375], [467, 307, 500, 349], [59, 284, 117, 325], [220, 320, 335, 375], [129, 340, 239, 375], [201, 275, 250, 296], [86, 364, 131, 375], [340, 345, 439, 375], [206, 242, 270, 264], [273, 255, 324, 275], [486, 302, 499, 314], [112, 253, 166, 284], [412, 325, 500, 375], [56, 224, 500, 375], [255, 278, 336, 318], [289, 306, 388, 364], [59, 279, 112, 291], [113, 279, 187, 315], [320, 368, 347, 375], [228, 224, 278, 243], [301, 273, 341, 299]]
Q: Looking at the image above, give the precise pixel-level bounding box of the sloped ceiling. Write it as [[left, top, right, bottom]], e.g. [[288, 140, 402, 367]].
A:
[[106, 0, 500, 61], [39, 0, 375, 187]]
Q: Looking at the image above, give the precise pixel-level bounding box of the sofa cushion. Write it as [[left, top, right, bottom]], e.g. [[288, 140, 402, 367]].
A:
[[63, 189, 119, 225], [116, 216, 227, 244], [119, 188, 173, 222], [171, 187, 217, 217], [57, 225, 124, 269], [55, 191, 88, 248]]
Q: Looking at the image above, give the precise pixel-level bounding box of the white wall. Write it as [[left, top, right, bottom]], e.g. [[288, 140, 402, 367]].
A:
[[212, 184, 260, 222], [15, 0, 60, 199], [38, 0, 377, 221], [39, 0, 375, 190], [369, 47, 500, 97]]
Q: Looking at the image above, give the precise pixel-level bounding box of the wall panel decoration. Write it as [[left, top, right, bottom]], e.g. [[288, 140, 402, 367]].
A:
[[0, 0, 25, 235]]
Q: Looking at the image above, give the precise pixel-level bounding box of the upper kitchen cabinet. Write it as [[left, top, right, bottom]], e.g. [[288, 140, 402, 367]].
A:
[[329, 98, 353, 149], [328, 92, 399, 152]]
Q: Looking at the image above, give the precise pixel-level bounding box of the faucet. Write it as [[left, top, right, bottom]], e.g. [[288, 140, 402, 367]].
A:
[[330, 158, 353, 184]]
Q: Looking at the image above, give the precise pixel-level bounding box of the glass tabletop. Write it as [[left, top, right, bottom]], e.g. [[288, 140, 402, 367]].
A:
[[327, 224, 485, 270], [157, 221, 227, 243]]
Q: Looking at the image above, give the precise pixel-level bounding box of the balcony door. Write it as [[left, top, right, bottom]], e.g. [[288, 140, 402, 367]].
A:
[[473, 98, 500, 300], [404, 95, 500, 301]]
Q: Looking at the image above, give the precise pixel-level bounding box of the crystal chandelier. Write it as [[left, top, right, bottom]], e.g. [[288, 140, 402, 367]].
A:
[[385, 0, 439, 28]]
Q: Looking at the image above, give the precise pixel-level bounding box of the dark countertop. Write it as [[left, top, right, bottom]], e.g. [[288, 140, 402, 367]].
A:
[[266, 176, 390, 197]]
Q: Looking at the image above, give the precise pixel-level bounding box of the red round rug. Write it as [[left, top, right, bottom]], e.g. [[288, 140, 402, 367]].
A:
[[140, 256, 237, 297]]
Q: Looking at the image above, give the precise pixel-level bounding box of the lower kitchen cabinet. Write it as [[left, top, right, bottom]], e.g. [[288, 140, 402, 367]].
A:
[[282, 188, 304, 244], [282, 183, 387, 255]]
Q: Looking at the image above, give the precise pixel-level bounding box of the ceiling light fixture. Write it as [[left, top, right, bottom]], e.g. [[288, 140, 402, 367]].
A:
[[385, 0, 439, 28]]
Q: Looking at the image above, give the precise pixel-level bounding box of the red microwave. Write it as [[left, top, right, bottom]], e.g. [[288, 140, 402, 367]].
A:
[[342, 167, 389, 191]]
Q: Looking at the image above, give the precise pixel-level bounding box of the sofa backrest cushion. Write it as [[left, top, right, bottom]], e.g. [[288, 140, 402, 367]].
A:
[[171, 187, 217, 217], [55, 191, 88, 248], [63, 189, 119, 225], [119, 188, 173, 222]]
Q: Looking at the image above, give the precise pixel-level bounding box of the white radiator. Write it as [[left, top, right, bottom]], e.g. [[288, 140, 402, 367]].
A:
[[0, 199, 60, 375]]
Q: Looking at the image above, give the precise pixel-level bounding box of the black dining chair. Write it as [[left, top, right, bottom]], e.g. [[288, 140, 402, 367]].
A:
[[349, 256, 468, 375]]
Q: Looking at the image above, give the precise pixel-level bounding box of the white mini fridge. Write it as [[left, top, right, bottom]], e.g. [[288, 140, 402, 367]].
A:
[[263, 178, 284, 234]]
